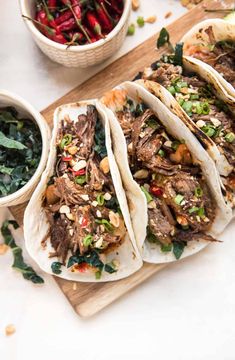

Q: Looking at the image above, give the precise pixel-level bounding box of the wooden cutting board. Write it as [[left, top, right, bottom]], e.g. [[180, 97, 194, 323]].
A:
[[9, 0, 233, 317]]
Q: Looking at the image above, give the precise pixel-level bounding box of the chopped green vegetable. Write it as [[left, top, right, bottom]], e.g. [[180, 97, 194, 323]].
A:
[[127, 23, 135, 35], [182, 101, 193, 114], [60, 134, 72, 149], [190, 94, 199, 100], [202, 125, 216, 138], [189, 206, 199, 214], [95, 219, 113, 232], [141, 186, 153, 203], [158, 149, 165, 157], [173, 241, 186, 260], [171, 141, 180, 150], [174, 194, 184, 205], [75, 175, 86, 185], [201, 102, 210, 115], [137, 16, 145, 27], [96, 193, 105, 206], [167, 86, 176, 95], [51, 262, 63, 275], [225, 132, 235, 143], [95, 270, 102, 279], [195, 187, 203, 197], [146, 118, 159, 129], [177, 98, 185, 106], [161, 243, 172, 252], [1, 220, 44, 284], [83, 235, 93, 247]]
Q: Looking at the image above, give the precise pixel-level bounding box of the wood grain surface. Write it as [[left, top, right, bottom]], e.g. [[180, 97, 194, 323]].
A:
[[9, 0, 233, 317]]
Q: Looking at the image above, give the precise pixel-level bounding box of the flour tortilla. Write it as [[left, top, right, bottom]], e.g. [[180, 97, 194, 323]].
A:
[[23, 100, 142, 282], [181, 19, 235, 100], [101, 81, 232, 263]]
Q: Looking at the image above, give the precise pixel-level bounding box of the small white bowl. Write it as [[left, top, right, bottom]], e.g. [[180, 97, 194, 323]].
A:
[[0, 90, 51, 207], [19, 0, 131, 68]]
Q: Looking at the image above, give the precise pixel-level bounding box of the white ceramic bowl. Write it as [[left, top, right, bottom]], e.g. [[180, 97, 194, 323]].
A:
[[0, 90, 51, 207], [19, 0, 131, 68]]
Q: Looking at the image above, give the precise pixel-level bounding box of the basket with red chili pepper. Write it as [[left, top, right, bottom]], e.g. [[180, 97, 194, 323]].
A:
[[28, 0, 124, 46]]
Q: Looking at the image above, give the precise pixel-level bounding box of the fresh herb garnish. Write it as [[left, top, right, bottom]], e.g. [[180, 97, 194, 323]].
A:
[[161, 243, 173, 252], [1, 220, 44, 284], [173, 42, 183, 66]]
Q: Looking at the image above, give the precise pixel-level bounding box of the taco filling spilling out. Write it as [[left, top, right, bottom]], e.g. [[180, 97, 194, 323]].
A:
[[104, 91, 217, 259], [184, 27, 235, 88], [43, 105, 127, 279], [142, 57, 235, 205]]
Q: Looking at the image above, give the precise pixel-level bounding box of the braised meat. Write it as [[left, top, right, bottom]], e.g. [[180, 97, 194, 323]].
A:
[[43, 105, 126, 273]]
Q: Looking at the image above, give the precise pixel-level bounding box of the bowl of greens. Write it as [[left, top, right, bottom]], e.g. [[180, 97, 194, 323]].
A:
[[0, 90, 50, 206]]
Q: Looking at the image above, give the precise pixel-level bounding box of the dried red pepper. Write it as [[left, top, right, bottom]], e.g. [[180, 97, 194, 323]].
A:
[[86, 11, 104, 38], [54, 9, 73, 25], [94, 1, 113, 32]]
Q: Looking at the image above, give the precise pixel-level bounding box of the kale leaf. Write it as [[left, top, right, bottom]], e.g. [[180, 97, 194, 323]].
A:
[[94, 119, 107, 159], [173, 241, 186, 260], [0, 107, 42, 197], [1, 220, 44, 284]]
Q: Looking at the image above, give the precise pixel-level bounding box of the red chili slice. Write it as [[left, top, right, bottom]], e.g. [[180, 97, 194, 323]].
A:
[[150, 185, 163, 197], [81, 217, 88, 228], [62, 156, 72, 162]]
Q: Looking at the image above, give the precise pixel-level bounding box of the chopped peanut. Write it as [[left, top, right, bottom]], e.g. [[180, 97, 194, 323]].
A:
[[67, 146, 78, 155], [100, 157, 110, 174], [164, 11, 172, 19], [109, 211, 120, 228], [5, 324, 16, 336], [0, 244, 8, 255], [177, 215, 188, 226], [132, 0, 139, 11], [145, 16, 157, 24]]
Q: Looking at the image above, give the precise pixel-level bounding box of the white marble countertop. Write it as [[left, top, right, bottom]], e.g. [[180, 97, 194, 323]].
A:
[[1, 1, 235, 360]]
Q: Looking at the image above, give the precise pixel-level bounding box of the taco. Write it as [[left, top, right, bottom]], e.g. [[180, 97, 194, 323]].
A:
[[101, 81, 232, 263], [23, 100, 142, 282], [181, 19, 235, 99], [137, 54, 235, 210]]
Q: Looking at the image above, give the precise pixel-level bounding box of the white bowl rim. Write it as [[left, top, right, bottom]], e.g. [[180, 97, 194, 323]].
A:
[[19, 0, 131, 52], [0, 89, 50, 205]]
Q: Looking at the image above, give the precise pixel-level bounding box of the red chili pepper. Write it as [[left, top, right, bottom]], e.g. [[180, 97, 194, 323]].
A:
[[54, 9, 73, 25], [48, 0, 57, 9], [86, 11, 104, 38], [75, 262, 88, 273], [62, 155, 72, 161], [69, 168, 86, 176], [150, 185, 163, 197], [81, 217, 88, 228], [57, 17, 77, 32], [110, 0, 123, 15], [23, 15, 67, 43], [94, 1, 113, 32], [70, 0, 81, 19], [60, 0, 91, 42], [36, 10, 49, 26]]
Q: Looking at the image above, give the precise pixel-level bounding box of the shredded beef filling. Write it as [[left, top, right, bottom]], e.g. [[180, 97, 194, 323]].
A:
[[44, 105, 126, 269], [118, 105, 217, 247], [143, 60, 235, 196]]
